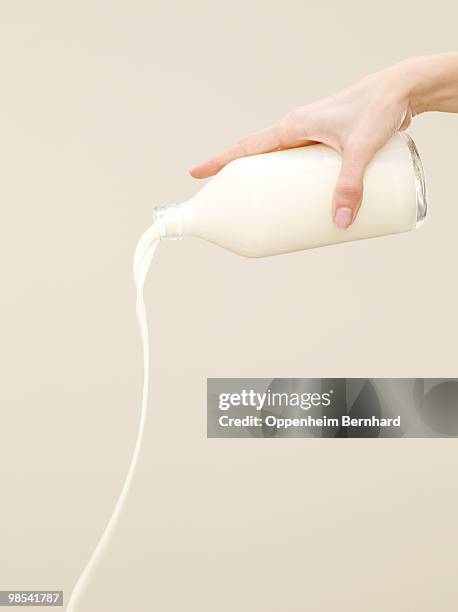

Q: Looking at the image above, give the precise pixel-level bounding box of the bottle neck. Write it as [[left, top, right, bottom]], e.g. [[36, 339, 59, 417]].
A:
[[154, 204, 184, 240]]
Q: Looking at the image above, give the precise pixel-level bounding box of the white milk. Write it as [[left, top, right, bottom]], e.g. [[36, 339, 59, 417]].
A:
[[156, 132, 426, 256], [66, 224, 160, 611], [66, 131, 426, 610]]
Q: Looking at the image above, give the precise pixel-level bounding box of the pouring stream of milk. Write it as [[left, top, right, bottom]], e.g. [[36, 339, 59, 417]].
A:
[[65, 222, 160, 611]]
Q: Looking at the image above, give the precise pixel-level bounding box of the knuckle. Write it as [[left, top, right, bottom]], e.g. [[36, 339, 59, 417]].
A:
[[276, 108, 307, 144], [345, 129, 380, 161], [270, 120, 288, 147], [284, 108, 304, 124], [336, 180, 362, 203], [238, 143, 250, 157], [345, 135, 370, 157], [232, 139, 250, 157]]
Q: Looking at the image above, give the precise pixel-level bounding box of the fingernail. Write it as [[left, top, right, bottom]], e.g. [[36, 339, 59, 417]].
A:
[[335, 207, 353, 228]]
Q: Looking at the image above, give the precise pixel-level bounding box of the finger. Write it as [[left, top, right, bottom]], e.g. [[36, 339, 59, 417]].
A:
[[190, 114, 313, 179], [333, 142, 377, 229], [190, 125, 284, 179]]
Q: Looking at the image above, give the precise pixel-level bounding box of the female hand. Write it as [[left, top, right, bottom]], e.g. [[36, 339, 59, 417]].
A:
[[190, 54, 458, 228]]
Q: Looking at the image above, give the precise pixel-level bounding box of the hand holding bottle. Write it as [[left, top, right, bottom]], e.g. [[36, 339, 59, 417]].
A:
[[191, 53, 458, 228]]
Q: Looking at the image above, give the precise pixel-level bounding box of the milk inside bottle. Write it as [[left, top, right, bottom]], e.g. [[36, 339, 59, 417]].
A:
[[155, 132, 427, 257]]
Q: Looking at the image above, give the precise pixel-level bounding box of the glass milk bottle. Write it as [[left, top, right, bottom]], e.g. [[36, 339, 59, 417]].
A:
[[154, 132, 427, 257]]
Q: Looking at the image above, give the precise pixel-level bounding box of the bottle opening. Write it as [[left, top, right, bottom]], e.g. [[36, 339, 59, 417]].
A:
[[402, 132, 428, 227], [154, 204, 184, 240]]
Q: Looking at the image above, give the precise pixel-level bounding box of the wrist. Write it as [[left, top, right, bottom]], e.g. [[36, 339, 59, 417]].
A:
[[394, 53, 458, 115], [398, 56, 438, 115], [384, 57, 428, 115]]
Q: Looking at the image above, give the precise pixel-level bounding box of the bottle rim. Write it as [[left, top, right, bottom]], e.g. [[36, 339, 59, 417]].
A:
[[401, 132, 427, 227], [153, 205, 168, 239], [153, 204, 184, 240]]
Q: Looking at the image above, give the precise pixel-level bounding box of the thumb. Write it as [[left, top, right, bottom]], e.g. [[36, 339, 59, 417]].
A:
[[333, 142, 376, 229]]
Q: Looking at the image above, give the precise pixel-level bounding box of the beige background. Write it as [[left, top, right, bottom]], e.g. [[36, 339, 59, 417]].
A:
[[1, 1, 457, 611]]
